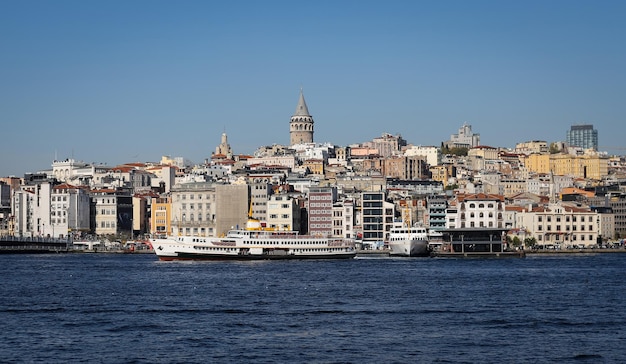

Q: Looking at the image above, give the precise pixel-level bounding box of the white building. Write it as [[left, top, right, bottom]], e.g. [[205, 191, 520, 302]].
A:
[[332, 199, 355, 238], [404, 145, 440, 166], [51, 183, 91, 237], [246, 155, 297, 170], [450, 193, 505, 229], [13, 181, 90, 238]]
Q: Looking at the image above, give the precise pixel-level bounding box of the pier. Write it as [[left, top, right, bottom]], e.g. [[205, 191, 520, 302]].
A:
[[0, 236, 71, 254]]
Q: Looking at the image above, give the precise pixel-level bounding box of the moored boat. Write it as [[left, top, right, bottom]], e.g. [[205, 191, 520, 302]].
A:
[[386, 208, 430, 257], [149, 220, 356, 261]]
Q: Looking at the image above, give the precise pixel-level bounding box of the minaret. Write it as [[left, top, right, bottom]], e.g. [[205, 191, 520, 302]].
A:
[[289, 89, 314, 145]]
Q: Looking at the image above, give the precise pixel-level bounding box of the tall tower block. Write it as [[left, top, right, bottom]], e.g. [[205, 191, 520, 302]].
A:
[[289, 89, 314, 145]]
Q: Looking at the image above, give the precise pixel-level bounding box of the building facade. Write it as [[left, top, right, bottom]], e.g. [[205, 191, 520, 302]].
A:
[[360, 191, 394, 244], [92, 188, 132, 238], [266, 194, 301, 232], [332, 200, 355, 238], [566, 124, 598, 151], [452, 193, 505, 229], [151, 196, 172, 236], [516, 203, 600, 248], [307, 187, 336, 236]]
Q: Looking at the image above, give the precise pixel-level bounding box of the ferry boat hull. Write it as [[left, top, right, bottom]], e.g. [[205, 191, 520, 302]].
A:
[[388, 239, 429, 257], [155, 249, 356, 261]]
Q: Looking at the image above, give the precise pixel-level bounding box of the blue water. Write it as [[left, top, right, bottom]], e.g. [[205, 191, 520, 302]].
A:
[[1, 253, 625, 363]]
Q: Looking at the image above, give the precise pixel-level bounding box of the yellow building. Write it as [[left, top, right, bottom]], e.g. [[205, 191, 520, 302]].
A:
[[303, 159, 325, 175], [523, 153, 607, 180], [151, 196, 172, 236], [523, 153, 551, 174], [430, 165, 454, 186]]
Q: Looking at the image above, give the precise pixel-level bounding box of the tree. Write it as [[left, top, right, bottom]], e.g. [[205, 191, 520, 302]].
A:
[[549, 142, 560, 154], [524, 237, 537, 248], [440, 145, 469, 156]]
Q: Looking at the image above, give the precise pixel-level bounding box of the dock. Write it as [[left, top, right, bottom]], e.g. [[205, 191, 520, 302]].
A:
[[0, 236, 71, 254], [355, 249, 390, 258]]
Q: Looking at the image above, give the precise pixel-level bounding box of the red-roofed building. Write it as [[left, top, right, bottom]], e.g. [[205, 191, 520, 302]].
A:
[[514, 202, 601, 248]]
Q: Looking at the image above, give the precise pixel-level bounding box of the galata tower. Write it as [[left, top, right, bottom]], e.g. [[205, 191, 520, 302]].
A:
[[289, 89, 314, 145]]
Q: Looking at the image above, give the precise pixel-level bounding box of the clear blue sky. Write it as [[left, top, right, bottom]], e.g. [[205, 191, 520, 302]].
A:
[[1, 0, 625, 177]]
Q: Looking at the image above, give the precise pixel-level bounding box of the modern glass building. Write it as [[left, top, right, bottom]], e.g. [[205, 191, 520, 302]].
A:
[[566, 124, 598, 151]]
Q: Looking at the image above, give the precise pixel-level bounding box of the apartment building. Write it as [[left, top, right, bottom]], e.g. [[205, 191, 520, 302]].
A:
[[307, 187, 336, 236], [92, 188, 132, 237], [266, 194, 301, 232], [332, 199, 355, 238], [426, 195, 448, 232], [151, 196, 171, 236], [360, 191, 394, 244]]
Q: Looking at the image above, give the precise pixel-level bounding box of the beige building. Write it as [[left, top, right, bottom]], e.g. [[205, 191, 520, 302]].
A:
[[515, 141, 548, 155], [332, 200, 355, 238], [515, 203, 600, 248], [170, 182, 248, 237], [383, 156, 429, 180], [266, 194, 301, 231], [364, 133, 407, 158], [92, 188, 132, 237], [247, 155, 297, 170], [501, 179, 527, 197]]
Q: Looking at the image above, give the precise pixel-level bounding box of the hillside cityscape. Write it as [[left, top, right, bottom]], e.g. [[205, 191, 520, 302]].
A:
[[1, 90, 625, 250]]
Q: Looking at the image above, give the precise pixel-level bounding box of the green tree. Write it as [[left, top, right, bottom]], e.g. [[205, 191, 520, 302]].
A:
[[524, 237, 537, 248], [549, 142, 560, 154], [440, 145, 468, 156]]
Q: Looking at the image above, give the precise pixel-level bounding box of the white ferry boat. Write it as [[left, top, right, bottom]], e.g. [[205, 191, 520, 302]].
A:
[[387, 222, 430, 257], [149, 220, 356, 261]]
